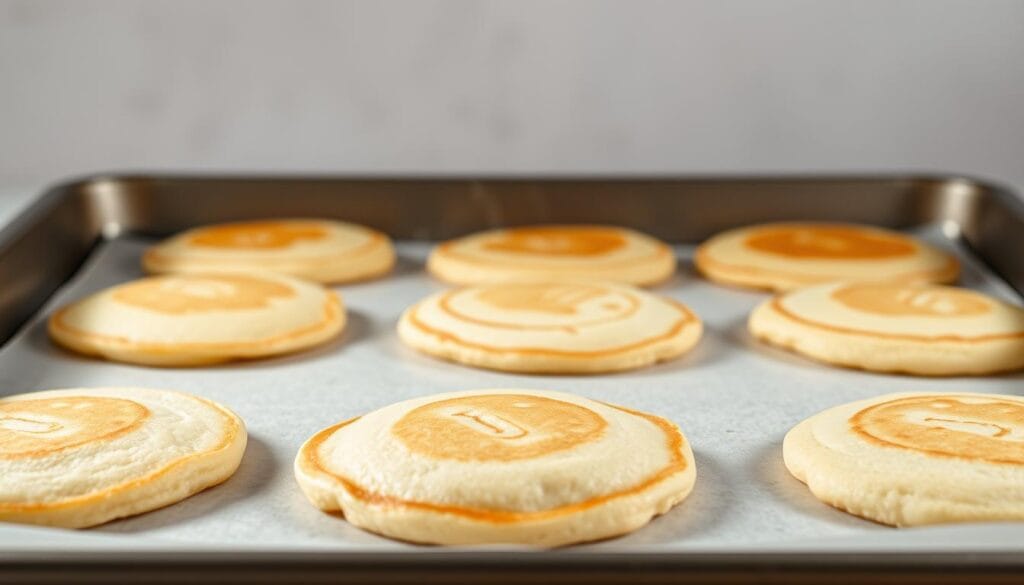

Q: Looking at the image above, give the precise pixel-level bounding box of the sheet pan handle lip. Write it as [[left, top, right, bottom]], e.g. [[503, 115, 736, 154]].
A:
[[4, 548, 1024, 562], [1, 167, 1017, 264], [9, 168, 1018, 240], [27, 168, 1024, 189], [0, 181, 86, 253], [3, 549, 1024, 571]]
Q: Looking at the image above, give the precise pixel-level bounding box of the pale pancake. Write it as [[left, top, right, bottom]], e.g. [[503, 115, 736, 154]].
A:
[[427, 225, 675, 286], [294, 389, 695, 546], [695, 222, 958, 292], [0, 387, 246, 528], [784, 392, 1024, 526], [398, 282, 702, 374], [143, 219, 395, 284], [49, 272, 345, 367], [749, 282, 1024, 375]]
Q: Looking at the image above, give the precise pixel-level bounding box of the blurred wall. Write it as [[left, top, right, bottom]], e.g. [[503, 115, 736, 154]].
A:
[[2, 0, 1023, 192]]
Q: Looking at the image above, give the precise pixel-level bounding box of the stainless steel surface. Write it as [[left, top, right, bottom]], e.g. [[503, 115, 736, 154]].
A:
[[1, 174, 1023, 583]]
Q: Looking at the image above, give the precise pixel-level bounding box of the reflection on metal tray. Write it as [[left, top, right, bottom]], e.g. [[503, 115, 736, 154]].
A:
[[1, 175, 1023, 584]]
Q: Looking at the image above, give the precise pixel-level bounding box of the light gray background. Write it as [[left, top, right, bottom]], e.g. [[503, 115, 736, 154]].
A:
[[1, 0, 1023, 208]]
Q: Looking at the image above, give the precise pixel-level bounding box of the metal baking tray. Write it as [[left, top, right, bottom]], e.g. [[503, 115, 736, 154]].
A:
[[1, 175, 1023, 584]]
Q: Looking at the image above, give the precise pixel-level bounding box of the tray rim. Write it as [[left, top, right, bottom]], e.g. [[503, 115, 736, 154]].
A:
[[16, 168, 1024, 233], [3, 549, 1024, 584], [14, 168, 1024, 233]]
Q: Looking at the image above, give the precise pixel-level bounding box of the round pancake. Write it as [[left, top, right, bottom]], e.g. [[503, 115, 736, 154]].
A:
[[427, 225, 675, 286], [143, 219, 395, 284], [294, 389, 695, 546], [695, 222, 958, 292], [49, 272, 345, 367], [749, 282, 1024, 375], [784, 392, 1024, 526], [398, 282, 702, 374], [0, 387, 246, 528]]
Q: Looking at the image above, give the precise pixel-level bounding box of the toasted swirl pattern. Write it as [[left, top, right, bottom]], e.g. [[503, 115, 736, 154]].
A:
[[482, 227, 627, 256], [832, 285, 992, 317], [475, 284, 611, 315], [851, 395, 1024, 465], [442, 283, 639, 332], [112, 274, 296, 314], [0, 397, 149, 459], [188, 221, 328, 249], [392, 395, 607, 461], [746, 226, 916, 259]]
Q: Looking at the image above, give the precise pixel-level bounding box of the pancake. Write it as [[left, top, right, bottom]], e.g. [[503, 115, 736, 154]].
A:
[[398, 282, 702, 374], [294, 389, 695, 546], [427, 225, 675, 286], [49, 272, 345, 367], [143, 219, 395, 284], [695, 222, 958, 292], [784, 392, 1024, 526], [749, 282, 1024, 375], [0, 387, 246, 528]]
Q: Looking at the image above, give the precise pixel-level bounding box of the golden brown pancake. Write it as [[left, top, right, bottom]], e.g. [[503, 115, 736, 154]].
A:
[[695, 222, 958, 291], [143, 219, 395, 284], [784, 392, 1024, 526], [0, 387, 246, 528], [749, 282, 1024, 375], [294, 389, 696, 546], [398, 281, 702, 373], [49, 272, 345, 366], [427, 225, 675, 286]]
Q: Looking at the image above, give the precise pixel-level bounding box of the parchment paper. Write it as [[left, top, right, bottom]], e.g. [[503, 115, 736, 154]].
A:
[[1, 224, 1022, 553]]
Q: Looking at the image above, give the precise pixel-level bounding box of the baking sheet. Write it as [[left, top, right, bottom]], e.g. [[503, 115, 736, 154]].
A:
[[1, 224, 1022, 553]]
